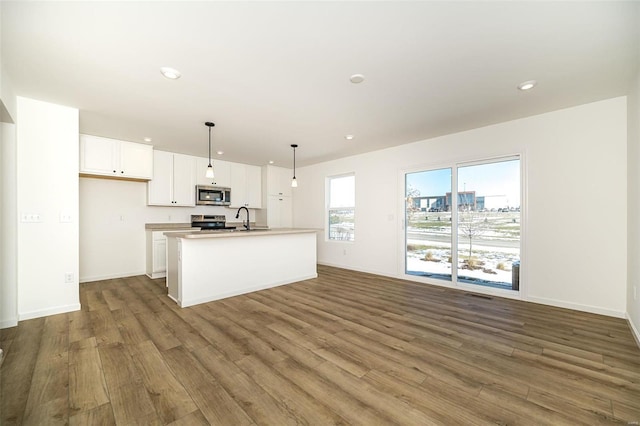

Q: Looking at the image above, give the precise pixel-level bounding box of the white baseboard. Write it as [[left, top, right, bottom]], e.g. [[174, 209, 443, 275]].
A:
[[627, 313, 640, 349], [0, 318, 18, 329], [80, 271, 145, 283], [19, 303, 81, 321], [520, 296, 625, 318]]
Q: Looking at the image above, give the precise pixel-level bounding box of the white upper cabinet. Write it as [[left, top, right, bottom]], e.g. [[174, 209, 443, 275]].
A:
[[229, 163, 262, 208], [119, 142, 154, 179], [195, 157, 232, 187], [264, 165, 293, 197], [147, 150, 196, 206], [172, 153, 196, 206], [80, 134, 153, 180]]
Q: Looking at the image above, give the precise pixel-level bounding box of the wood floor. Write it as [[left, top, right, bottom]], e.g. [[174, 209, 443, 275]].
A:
[[1, 265, 640, 425]]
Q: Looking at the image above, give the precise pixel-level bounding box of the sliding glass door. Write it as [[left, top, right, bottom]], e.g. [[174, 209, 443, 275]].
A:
[[405, 157, 521, 292], [405, 168, 453, 281], [456, 158, 520, 290]]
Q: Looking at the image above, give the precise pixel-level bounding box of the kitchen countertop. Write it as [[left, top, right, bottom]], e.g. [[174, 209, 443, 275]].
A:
[[145, 221, 264, 230], [145, 223, 195, 230], [165, 228, 320, 239]]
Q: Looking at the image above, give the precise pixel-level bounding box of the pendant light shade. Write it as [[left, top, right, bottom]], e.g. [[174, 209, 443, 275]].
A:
[[205, 122, 215, 179], [291, 144, 298, 188]]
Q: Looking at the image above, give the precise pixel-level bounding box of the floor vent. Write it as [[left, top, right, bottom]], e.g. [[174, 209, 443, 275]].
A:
[[465, 293, 493, 300]]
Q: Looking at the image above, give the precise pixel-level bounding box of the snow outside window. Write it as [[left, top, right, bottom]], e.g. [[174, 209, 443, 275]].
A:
[[327, 174, 355, 241]]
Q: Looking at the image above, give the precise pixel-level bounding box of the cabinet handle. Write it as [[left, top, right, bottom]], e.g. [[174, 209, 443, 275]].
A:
[[121, 170, 124, 174], [113, 170, 116, 173]]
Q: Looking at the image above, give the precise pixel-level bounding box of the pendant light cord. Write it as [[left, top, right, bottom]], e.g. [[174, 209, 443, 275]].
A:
[[205, 122, 215, 167]]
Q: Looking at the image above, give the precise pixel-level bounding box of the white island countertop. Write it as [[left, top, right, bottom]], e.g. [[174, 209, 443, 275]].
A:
[[164, 228, 319, 307], [164, 228, 319, 239]]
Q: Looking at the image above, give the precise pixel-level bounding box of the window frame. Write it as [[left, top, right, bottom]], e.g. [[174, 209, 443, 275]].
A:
[[400, 153, 525, 299], [326, 173, 356, 242]]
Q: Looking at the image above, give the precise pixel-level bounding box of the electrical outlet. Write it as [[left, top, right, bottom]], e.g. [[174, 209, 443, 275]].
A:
[[168, 215, 172, 221], [21, 213, 41, 223], [634, 285, 637, 301], [343, 248, 347, 256], [64, 273, 74, 284], [60, 213, 72, 223]]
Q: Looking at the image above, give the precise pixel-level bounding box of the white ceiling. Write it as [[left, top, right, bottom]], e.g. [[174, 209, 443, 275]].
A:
[[2, 1, 639, 167]]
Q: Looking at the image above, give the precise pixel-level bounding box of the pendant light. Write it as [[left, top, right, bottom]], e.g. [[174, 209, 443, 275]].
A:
[[205, 122, 215, 179], [290, 144, 298, 187]]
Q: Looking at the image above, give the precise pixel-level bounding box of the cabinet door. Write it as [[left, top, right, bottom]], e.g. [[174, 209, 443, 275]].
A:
[[148, 150, 173, 205], [245, 165, 262, 208], [195, 157, 231, 187], [120, 141, 153, 179], [266, 165, 292, 197], [279, 196, 292, 227], [267, 195, 292, 228], [152, 238, 167, 274], [172, 153, 196, 206], [80, 135, 118, 176], [229, 163, 248, 208]]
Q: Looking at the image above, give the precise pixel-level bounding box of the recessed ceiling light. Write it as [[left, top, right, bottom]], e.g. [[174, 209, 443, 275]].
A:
[[160, 67, 181, 80], [350, 74, 365, 84], [268, 160, 274, 164], [143, 137, 152, 142], [517, 80, 537, 91], [345, 135, 354, 140], [216, 150, 224, 155]]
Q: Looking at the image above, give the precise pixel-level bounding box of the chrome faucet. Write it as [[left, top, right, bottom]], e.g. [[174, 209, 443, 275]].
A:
[[235, 206, 250, 231]]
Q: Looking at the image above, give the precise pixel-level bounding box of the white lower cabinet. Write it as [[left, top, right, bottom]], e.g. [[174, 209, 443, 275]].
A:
[[146, 229, 193, 279]]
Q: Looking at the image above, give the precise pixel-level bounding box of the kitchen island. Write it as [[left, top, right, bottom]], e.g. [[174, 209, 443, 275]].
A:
[[165, 228, 318, 307]]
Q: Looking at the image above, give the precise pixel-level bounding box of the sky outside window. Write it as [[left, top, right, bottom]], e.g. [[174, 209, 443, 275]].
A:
[[329, 175, 355, 207], [408, 160, 519, 206]]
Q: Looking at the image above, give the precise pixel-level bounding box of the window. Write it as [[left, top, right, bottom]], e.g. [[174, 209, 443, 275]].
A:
[[405, 156, 521, 292], [327, 174, 355, 241]]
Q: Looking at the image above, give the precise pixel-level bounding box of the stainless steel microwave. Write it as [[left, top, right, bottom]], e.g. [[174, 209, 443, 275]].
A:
[[195, 185, 231, 206]]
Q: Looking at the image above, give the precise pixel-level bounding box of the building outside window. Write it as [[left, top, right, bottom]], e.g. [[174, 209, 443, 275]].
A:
[[405, 156, 521, 291], [327, 174, 355, 241]]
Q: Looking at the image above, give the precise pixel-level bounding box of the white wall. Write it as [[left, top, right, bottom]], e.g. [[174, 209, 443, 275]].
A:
[[1, 120, 17, 328], [628, 66, 640, 343], [17, 97, 80, 320], [295, 97, 628, 318], [0, 3, 19, 327], [79, 177, 259, 282]]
